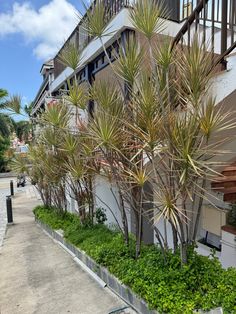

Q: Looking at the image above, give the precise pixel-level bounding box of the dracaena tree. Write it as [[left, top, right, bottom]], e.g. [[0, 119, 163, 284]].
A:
[[84, 0, 236, 263], [59, 130, 96, 223]]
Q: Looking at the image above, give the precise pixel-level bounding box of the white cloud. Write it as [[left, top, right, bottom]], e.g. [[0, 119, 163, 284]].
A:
[[0, 0, 79, 60]]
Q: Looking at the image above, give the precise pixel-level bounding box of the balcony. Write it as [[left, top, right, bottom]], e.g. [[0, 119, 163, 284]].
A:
[[31, 90, 49, 116], [53, 0, 236, 82], [54, 0, 216, 78]]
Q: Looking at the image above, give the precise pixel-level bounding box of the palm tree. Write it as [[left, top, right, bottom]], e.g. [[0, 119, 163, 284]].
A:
[[0, 88, 8, 104]]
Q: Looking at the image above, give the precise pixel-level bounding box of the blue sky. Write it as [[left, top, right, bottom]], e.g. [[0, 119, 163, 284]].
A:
[[0, 0, 85, 119]]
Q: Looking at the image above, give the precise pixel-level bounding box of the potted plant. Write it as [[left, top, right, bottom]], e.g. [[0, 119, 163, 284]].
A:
[[227, 204, 236, 229]]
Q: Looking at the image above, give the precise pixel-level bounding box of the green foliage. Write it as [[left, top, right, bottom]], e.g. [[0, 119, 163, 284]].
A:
[[58, 42, 82, 71], [84, 0, 109, 39], [4, 94, 22, 114], [24, 101, 34, 117], [64, 80, 88, 110], [95, 207, 107, 224], [0, 113, 14, 172], [228, 204, 236, 228], [130, 0, 167, 41], [0, 88, 8, 109], [34, 205, 236, 314], [33, 205, 80, 230], [115, 36, 144, 86], [0, 114, 14, 138], [0, 88, 8, 100], [0, 136, 10, 172], [10, 153, 30, 176], [14, 120, 31, 142]]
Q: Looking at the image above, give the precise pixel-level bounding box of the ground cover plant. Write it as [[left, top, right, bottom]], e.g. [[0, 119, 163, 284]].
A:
[[34, 205, 236, 314]]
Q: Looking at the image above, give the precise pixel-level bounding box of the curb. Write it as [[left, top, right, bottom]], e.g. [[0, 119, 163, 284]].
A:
[[0, 173, 16, 178]]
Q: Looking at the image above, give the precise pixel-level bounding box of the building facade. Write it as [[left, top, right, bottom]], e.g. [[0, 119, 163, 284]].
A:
[[32, 0, 236, 267]]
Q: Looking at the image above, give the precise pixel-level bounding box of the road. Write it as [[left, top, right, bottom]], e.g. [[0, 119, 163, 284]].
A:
[[0, 177, 14, 250]]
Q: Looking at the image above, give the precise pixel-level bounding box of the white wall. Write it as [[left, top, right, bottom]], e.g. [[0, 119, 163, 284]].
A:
[[94, 174, 131, 231], [221, 229, 236, 268], [153, 219, 175, 249], [211, 54, 236, 105]]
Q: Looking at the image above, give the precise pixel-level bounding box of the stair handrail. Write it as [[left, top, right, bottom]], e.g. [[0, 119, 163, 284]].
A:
[[171, 0, 210, 50], [209, 40, 236, 73]]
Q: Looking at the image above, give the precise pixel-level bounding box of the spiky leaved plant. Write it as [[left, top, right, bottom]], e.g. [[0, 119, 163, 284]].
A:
[[0, 89, 8, 109], [60, 130, 95, 223], [58, 41, 84, 128], [87, 0, 236, 264]]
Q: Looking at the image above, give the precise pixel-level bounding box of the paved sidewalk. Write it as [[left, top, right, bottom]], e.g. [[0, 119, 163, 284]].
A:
[[0, 186, 134, 314]]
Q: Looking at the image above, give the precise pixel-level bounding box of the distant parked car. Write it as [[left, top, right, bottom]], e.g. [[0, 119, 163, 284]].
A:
[[17, 174, 26, 187]]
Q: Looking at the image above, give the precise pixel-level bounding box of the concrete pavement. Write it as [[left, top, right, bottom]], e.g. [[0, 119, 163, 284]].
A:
[[0, 182, 135, 314]]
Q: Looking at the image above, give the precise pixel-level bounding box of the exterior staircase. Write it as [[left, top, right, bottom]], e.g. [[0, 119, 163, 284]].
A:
[[172, 0, 236, 73], [212, 163, 236, 203], [173, 0, 236, 204]]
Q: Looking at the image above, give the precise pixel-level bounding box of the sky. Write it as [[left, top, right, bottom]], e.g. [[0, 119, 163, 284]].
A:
[[0, 0, 86, 119]]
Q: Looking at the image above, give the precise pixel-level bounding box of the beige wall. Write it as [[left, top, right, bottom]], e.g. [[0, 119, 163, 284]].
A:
[[94, 59, 121, 86]]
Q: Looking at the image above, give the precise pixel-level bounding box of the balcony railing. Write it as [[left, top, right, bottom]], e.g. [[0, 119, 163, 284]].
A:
[[54, 0, 236, 81], [61, 0, 236, 53], [32, 90, 49, 116], [180, 0, 236, 28], [78, 0, 131, 48], [173, 0, 236, 71]]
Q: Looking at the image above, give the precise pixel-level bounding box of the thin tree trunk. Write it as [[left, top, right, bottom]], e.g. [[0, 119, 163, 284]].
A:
[[180, 242, 188, 265], [192, 178, 206, 241], [118, 189, 129, 246], [134, 210, 140, 258], [153, 226, 166, 263], [171, 223, 178, 253], [133, 186, 143, 259], [179, 219, 188, 265], [88, 175, 94, 223], [163, 219, 168, 250]]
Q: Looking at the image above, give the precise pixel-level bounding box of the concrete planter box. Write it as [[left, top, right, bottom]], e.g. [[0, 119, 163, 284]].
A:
[[35, 218, 223, 314], [221, 225, 236, 268]]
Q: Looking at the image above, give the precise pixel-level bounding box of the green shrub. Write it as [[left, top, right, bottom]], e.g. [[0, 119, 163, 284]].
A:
[[228, 204, 236, 228], [95, 207, 107, 224], [33, 205, 80, 230], [33, 205, 236, 314], [0, 136, 10, 172]]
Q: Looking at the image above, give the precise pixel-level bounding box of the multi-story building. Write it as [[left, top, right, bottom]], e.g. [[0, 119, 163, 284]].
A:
[[32, 0, 236, 267]]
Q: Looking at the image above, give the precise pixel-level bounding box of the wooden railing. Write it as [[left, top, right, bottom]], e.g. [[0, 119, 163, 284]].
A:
[[78, 0, 131, 48], [54, 0, 236, 79], [172, 0, 236, 71]]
